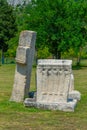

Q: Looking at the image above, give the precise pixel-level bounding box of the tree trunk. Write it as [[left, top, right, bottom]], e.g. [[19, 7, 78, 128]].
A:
[[76, 47, 82, 66], [55, 50, 61, 59], [76, 56, 81, 66], [1, 49, 4, 64]]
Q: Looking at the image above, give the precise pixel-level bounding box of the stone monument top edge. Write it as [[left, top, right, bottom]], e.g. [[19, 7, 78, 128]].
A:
[[20, 30, 37, 34], [37, 59, 72, 65], [19, 30, 37, 47]]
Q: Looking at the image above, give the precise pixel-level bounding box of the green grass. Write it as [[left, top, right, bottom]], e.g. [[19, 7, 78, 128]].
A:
[[0, 64, 87, 130]]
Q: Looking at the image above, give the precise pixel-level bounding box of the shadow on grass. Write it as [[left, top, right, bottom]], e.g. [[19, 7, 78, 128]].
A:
[[72, 65, 82, 70], [72, 64, 87, 70]]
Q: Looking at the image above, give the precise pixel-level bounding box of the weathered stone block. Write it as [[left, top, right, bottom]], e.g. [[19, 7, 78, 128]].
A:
[[36, 59, 72, 103], [15, 47, 28, 64], [68, 90, 81, 101], [19, 30, 36, 48], [24, 59, 81, 112], [10, 30, 36, 102]]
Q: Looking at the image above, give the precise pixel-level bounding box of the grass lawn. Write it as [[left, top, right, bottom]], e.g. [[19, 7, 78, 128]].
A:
[[0, 64, 87, 130]]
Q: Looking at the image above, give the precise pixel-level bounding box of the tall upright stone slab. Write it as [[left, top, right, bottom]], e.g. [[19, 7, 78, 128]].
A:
[[10, 30, 36, 102], [24, 59, 81, 112]]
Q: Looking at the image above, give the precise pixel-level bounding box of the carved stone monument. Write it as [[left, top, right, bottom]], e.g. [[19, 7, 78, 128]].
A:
[[10, 30, 36, 102], [24, 59, 81, 112], [37, 60, 71, 103]]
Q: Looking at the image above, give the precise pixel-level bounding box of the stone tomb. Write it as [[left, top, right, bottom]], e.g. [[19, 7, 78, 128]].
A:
[[10, 30, 36, 102], [24, 59, 81, 112]]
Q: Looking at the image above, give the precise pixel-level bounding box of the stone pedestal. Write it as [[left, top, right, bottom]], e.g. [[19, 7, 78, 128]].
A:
[[24, 59, 81, 112], [10, 30, 36, 102]]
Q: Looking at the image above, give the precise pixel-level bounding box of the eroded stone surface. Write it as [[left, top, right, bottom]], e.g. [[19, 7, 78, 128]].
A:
[[36, 59, 72, 103], [10, 30, 36, 102], [68, 90, 81, 101], [24, 59, 81, 112]]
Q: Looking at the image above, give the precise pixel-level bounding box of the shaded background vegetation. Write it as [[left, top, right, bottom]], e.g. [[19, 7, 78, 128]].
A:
[[1, 0, 87, 65]]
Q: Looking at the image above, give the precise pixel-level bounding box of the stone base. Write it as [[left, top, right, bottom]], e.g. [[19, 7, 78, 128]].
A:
[[24, 98, 77, 112], [68, 90, 81, 101]]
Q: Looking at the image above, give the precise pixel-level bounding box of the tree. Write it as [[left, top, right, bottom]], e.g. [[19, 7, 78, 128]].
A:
[[16, 0, 87, 62], [0, 0, 17, 63], [27, 0, 87, 59]]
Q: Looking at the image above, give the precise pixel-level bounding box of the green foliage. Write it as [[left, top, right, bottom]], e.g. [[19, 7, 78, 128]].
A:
[[62, 48, 76, 58], [0, 0, 17, 52], [17, 0, 87, 59], [37, 46, 51, 59], [8, 0, 87, 61], [6, 33, 19, 57]]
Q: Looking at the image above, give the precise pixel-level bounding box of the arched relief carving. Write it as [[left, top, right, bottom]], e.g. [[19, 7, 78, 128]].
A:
[[39, 67, 71, 77], [39, 67, 72, 76], [42, 68, 47, 75], [47, 68, 52, 76], [38, 67, 46, 75], [64, 70, 69, 75], [59, 70, 63, 75], [53, 68, 58, 75]]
